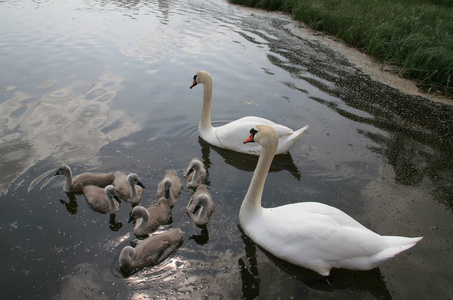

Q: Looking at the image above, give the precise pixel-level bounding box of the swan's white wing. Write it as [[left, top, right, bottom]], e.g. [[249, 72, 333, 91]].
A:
[[267, 123, 295, 136], [251, 204, 388, 270], [291, 202, 374, 232]]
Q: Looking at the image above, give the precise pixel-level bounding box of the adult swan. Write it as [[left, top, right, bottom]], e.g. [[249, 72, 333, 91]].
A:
[[190, 70, 309, 155], [240, 125, 423, 276]]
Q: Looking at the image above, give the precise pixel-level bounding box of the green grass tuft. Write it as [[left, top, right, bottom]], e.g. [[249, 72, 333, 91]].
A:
[[230, 0, 453, 95]]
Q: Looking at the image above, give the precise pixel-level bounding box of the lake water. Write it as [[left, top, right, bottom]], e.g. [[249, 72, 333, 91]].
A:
[[1, 0, 452, 299]]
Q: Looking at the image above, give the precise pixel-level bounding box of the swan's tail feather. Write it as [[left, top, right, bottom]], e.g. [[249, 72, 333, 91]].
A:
[[284, 125, 309, 150], [341, 236, 422, 271], [374, 236, 423, 263], [384, 235, 423, 248], [294, 125, 310, 138], [286, 125, 309, 144], [276, 124, 309, 154]]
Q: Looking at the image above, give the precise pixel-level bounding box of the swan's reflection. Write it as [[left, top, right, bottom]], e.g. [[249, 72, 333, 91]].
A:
[[238, 227, 260, 299], [59, 192, 78, 215], [198, 137, 301, 180], [265, 246, 392, 297], [109, 214, 123, 232], [238, 226, 392, 298], [188, 225, 210, 245]]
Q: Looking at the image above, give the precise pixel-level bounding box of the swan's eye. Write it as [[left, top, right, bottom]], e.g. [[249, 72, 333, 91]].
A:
[[250, 128, 258, 136], [193, 75, 197, 81]]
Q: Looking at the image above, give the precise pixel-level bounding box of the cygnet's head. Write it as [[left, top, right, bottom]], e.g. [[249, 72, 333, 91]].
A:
[[193, 193, 210, 214], [55, 164, 71, 176], [105, 185, 122, 204], [163, 177, 173, 189], [128, 206, 148, 223], [186, 159, 202, 176], [127, 173, 145, 188], [163, 178, 173, 198]]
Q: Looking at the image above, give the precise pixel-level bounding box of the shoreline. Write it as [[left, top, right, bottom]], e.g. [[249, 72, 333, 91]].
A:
[[285, 22, 453, 107]]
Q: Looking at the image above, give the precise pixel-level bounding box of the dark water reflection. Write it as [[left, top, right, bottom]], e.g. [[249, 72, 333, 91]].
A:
[[1, 0, 452, 299]]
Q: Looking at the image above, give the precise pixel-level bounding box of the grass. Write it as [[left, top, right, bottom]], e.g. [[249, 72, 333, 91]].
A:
[[229, 0, 453, 96]]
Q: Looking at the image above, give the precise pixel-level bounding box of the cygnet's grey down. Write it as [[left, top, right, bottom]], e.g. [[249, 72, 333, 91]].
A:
[[186, 184, 214, 226], [113, 172, 145, 205], [128, 197, 171, 237], [55, 164, 115, 193], [156, 169, 182, 208], [119, 228, 183, 275], [82, 185, 122, 214], [184, 158, 207, 188]]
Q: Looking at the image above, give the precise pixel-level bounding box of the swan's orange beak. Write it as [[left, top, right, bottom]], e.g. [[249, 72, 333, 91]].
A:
[[190, 80, 198, 89], [243, 134, 255, 144]]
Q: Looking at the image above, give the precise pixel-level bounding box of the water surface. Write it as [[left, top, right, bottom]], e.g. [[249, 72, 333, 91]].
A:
[[1, 0, 452, 299]]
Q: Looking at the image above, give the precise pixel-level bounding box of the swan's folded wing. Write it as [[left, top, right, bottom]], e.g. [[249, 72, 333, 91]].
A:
[[269, 124, 294, 136], [261, 206, 387, 262], [296, 202, 374, 232]]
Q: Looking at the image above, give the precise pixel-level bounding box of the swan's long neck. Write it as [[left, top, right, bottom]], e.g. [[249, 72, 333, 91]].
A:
[[63, 170, 73, 192], [199, 78, 213, 132], [107, 193, 116, 213], [120, 247, 135, 271], [136, 210, 149, 232], [190, 170, 199, 186], [240, 138, 277, 220], [196, 205, 206, 222], [107, 195, 116, 213], [129, 180, 137, 199], [167, 189, 174, 202]]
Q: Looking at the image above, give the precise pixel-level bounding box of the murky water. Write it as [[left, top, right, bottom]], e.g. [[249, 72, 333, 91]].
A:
[[1, 0, 452, 299]]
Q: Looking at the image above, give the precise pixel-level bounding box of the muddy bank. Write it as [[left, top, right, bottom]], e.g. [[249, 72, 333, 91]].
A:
[[285, 22, 453, 106]]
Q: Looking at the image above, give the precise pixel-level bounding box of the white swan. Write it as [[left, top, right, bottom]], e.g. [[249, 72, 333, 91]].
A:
[[119, 228, 183, 275], [82, 185, 121, 214], [186, 184, 214, 226], [128, 198, 172, 237], [240, 125, 423, 276], [113, 172, 145, 205], [185, 158, 207, 188], [190, 70, 309, 155], [156, 170, 182, 208], [55, 164, 115, 193]]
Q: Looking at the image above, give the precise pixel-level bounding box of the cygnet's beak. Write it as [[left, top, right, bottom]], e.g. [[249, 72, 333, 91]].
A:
[[192, 204, 201, 214]]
